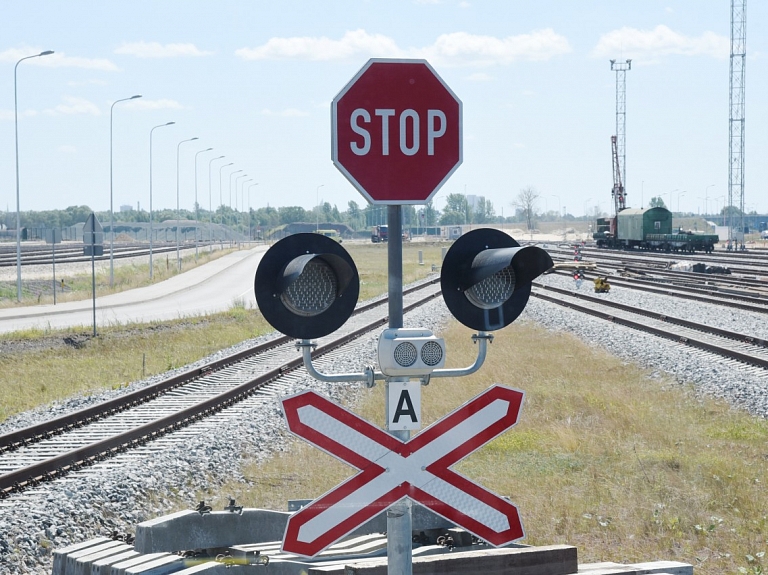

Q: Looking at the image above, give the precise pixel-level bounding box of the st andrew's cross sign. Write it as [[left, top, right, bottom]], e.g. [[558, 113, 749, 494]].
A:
[[280, 384, 525, 557]]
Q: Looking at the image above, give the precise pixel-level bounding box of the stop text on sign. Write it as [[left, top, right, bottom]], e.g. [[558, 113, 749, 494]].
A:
[[332, 59, 462, 204], [350, 108, 447, 157]]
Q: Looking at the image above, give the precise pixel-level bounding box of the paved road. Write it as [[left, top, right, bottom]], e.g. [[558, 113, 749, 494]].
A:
[[0, 246, 268, 335]]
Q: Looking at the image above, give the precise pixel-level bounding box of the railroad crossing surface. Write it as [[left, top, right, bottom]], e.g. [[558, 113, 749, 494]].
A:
[[0, 245, 268, 334]]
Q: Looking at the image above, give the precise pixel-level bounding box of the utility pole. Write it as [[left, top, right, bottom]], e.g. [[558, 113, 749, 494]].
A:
[[610, 59, 631, 204], [728, 0, 747, 242]]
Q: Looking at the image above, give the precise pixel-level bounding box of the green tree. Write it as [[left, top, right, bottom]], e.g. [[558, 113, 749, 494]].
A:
[[649, 196, 666, 209]]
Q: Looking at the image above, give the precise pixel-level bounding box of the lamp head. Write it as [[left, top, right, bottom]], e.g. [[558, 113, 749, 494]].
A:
[[131, 95, 142, 100], [40, 50, 54, 56]]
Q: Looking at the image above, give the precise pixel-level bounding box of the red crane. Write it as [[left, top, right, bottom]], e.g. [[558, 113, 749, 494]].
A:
[[611, 135, 626, 216]]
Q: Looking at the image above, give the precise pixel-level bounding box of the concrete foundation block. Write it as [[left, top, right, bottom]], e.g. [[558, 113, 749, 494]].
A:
[[134, 509, 291, 553], [630, 561, 693, 574], [307, 544, 578, 575], [91, 550, 140, 575], [109, 552, 170, 575], [123, 553, 184, 574], [65, 541, 128, 575], [53, 537, 111, 575], [72, 543, 133, 575]]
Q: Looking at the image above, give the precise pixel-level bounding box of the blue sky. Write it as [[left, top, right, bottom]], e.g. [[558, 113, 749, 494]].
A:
[[1, 0, 766, 219]]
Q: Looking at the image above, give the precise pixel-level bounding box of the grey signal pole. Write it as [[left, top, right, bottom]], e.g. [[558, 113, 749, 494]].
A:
[[386, 204, 412, 575]]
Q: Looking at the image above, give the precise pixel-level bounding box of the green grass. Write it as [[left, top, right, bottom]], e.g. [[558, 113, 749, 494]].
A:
[[202, 320, 768, 575]]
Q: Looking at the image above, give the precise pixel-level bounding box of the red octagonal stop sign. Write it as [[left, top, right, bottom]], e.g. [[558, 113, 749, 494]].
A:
[[332, 59, 462, 205]]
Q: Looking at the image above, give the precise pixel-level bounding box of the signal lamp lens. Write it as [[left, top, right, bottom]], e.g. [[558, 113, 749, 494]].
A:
[[465, 265, 516, 309], [420, 340, 444, 366], [280, 259, 338, 317], [393, 342, 418, 367]]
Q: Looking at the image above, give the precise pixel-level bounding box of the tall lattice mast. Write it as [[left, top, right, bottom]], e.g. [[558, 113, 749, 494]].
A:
[[729, 0, 747, 241], [610, 59, 631, 206]]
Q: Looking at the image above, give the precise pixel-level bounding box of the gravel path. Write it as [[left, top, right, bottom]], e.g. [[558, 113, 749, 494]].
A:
[[3, 274, 768, 574]]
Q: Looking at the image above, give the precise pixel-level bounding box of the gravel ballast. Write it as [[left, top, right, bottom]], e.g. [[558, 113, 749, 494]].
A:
[[3, 275, 768, 574]]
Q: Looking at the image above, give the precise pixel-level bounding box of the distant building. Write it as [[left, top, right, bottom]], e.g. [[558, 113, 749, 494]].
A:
[[119, 205, 133, 212], [466, 195, 484, 211]]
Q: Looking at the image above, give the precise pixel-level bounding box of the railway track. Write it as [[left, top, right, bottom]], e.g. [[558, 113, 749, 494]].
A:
[[531, 282, 768, 375], [0, 279, 441, 499], [0, 242, 216, 269], [4, 260, 768, 501]]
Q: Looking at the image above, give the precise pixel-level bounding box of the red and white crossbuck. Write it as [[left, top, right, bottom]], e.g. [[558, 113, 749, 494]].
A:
[[280, 384, 525, 557]]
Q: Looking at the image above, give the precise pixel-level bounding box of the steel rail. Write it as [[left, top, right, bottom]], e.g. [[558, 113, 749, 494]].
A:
[[0, 282, 441, 495], [531, 288, 768, 370], [549, 270, 768, 314]]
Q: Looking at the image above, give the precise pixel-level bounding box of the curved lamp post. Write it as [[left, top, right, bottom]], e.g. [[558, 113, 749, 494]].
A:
[[109, 94, 142, 287], [235, 174, 248, 235], [240, 178, 253, 237], [228, 169, 243, 238], [193, 147, 213, 260], [316, 184, 324, 231], [15, 49, 54, 302], [207, 155, 225, 250], [218, 163, 234, 238], [175, 137, 199, 271], [247, 183, 258, 241], [149, 122, 175, 280]]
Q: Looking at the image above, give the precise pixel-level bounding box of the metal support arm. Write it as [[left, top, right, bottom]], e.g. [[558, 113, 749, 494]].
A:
[[429, 332, 493, 379], [298, 340, 384, 388]]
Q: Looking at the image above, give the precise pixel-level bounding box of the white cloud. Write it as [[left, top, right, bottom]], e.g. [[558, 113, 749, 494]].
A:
[[466, 72, 493, 81], [0, 109, 38, 121], [237, 30, 403, 61], [423, 29, 572, 65], [58, 145, 77, 154], [592, 25, 728, 60], [44, 96, 101, 116], [236, 28, 571, 66], [260, 108, 309, 117], [0, 48, 118, 70], [459, 1, 472, 7], [125, 98, 188, 110], [115, 41, 213, 58]]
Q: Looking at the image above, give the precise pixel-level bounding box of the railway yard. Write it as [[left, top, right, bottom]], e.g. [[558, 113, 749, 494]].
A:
[[1, 239, 768, 574]]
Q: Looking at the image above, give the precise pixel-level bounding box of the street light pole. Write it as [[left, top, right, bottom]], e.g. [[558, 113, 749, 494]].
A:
[[235, 174, 248, 237], [109, 94, 142, 288], [316, 184, 324, 231], [248, 183, 258, 241], [229, 170, 243, 240], [240, 178, 253, 238], [175, 137, 198, 271], [149, 122, 175, 280], [208, 156, 225, 251], [218, 163, 235, 240], [194, 147, 213, 260], [15, 49, 54, 302], [704, 184, 715, 216]]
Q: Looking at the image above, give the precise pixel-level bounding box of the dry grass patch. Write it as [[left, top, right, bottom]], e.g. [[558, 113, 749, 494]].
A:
[[210, 320, 768, 575], [0, 309, 272, 422]]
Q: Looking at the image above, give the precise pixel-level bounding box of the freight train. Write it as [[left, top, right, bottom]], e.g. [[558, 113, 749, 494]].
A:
[[593, 207, 718, 253]]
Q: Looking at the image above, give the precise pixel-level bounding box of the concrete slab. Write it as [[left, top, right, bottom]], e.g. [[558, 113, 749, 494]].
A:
[[123, 553, 184, 574], [91, 550, 140, 575], [72, 543, 133, 575], [109, 552, 169, 575], [307, 544, 579, 575], [630, 561, 693, 575], [52, 537, 111, 575], [65, 541, 127, 575]]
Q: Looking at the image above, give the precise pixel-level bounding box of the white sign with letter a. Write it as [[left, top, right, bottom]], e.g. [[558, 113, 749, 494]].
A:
[[387, 381, 421, 431]]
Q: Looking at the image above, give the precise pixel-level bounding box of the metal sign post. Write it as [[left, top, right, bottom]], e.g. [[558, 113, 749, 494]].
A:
[[385, 205, 412, 575], [83, 214, 104, 336]]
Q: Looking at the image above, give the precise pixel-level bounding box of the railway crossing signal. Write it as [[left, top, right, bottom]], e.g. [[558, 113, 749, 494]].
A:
[[254, 233, 359, 340], [440, 228, 554, 332], [280, 385, 525, 557], [332, 59, 462, 204]]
